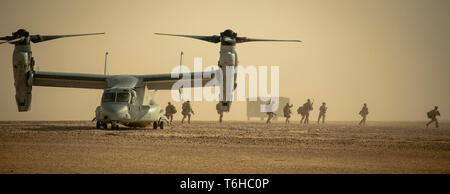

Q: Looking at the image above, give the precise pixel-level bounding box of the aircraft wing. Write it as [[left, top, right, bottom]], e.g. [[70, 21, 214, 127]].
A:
[[138, 71, 216, 90], [33, 71, 108, 89]]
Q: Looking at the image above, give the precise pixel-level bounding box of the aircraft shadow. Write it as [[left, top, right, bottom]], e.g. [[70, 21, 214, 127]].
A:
[[20, 124, 147, 131]]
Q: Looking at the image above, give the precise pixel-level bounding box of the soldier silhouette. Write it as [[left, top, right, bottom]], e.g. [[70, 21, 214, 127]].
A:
[[297, 105, 305, 124], [181, 101, 194, 124], [165, 102, 177, 124], [265, 99, 276, 124], [359, 103, 369, 126], [302, 99, 314, 124], [426, 106, 441, 128], [266, 111, 276, 124], [317, 102, 327, 124], [283, 103, 293, 124]]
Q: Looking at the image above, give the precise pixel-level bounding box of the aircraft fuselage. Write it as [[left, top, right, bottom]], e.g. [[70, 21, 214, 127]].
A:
[[95, 77, 165, 128]]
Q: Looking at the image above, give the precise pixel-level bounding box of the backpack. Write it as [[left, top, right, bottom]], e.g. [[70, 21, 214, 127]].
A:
[[172, 107, 177, 114], [427, 111, 433, 119], [297, 106, 304, 115]]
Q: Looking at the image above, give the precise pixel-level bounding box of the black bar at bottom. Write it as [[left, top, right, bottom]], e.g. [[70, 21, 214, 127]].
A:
[[0, 174, 447, 193]]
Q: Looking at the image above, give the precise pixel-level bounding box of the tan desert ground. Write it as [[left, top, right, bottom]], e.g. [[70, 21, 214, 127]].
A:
[[0, 120, 449, 174]]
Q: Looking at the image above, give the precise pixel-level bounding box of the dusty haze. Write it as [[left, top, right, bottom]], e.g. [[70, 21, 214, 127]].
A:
[[0, 0, 449, 121]]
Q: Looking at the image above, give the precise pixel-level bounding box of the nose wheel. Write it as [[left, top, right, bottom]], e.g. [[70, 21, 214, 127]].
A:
[[153, 121, 164, 129], [159, 121, 164, 129]]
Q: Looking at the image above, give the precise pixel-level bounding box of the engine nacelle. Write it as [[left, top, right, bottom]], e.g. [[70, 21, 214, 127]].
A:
[[12, 45, 34, 112], [218, 45, 238, 112]]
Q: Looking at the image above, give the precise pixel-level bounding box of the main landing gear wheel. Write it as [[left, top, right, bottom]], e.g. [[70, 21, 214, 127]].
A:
[[111, 122, 119, 130], [96, 121, 101, 129], [102, 122, 108, 129], [153, 121, 158, 129], [159, 121, 164, 129]]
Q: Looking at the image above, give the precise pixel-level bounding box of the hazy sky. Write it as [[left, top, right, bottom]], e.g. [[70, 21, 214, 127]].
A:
[[0, 0, 449, 121]]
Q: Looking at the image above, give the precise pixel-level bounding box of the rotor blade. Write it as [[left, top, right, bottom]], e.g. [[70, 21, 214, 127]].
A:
[[0, 36, 12, 41], [155, 33, 220, 43], [0, 37, 25, 45], [30, 32, 105, 43], [236, 37, 301, 43]]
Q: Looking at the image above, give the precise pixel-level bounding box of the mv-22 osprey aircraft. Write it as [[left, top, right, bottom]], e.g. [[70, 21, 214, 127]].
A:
[[1, 29, 299, 130]]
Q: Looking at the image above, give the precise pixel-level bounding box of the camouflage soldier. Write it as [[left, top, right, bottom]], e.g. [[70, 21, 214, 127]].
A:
[[265, 99, 276, 124], [216, 102, 223, 123], [317, 102, 327, 124], [283, 103, 293, 124], [165, 102, 177, 124], [426, 106, 441, 128], [266, 111, 276, 124], [181, 101, 194, 124], [359, 103, 369, 126], [302, 99, 314, 124]]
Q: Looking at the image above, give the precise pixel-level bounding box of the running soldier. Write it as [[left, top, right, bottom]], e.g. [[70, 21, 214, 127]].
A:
[[283, 103, 293, 124], [359, 103, 369, 126], [266, 111, 276, 124], [181, 101, 194, 124], [426, 106, 441, 128], [265, 99, 276, 124], [302, 99, 314, 124], [165, 102, 177, 124], [317, 102, 327, 124], [297, 105, 305, 124]]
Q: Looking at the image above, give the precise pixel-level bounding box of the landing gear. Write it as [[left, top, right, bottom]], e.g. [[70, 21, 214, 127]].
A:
[[111, 122, 119, 130], [97, 121, 120, 130], [102, 122, 108, 129], [159, 121, 164, 129], [152, 121, 164, 129]]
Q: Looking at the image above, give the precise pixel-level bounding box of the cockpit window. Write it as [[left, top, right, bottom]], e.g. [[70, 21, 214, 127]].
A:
[[116, 92, 130, 103], [102, 91, 131, 103], [102, 92, 116, 102]]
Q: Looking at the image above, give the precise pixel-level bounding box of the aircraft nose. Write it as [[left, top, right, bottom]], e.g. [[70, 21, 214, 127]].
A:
[[102, 104, 130, 120]]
